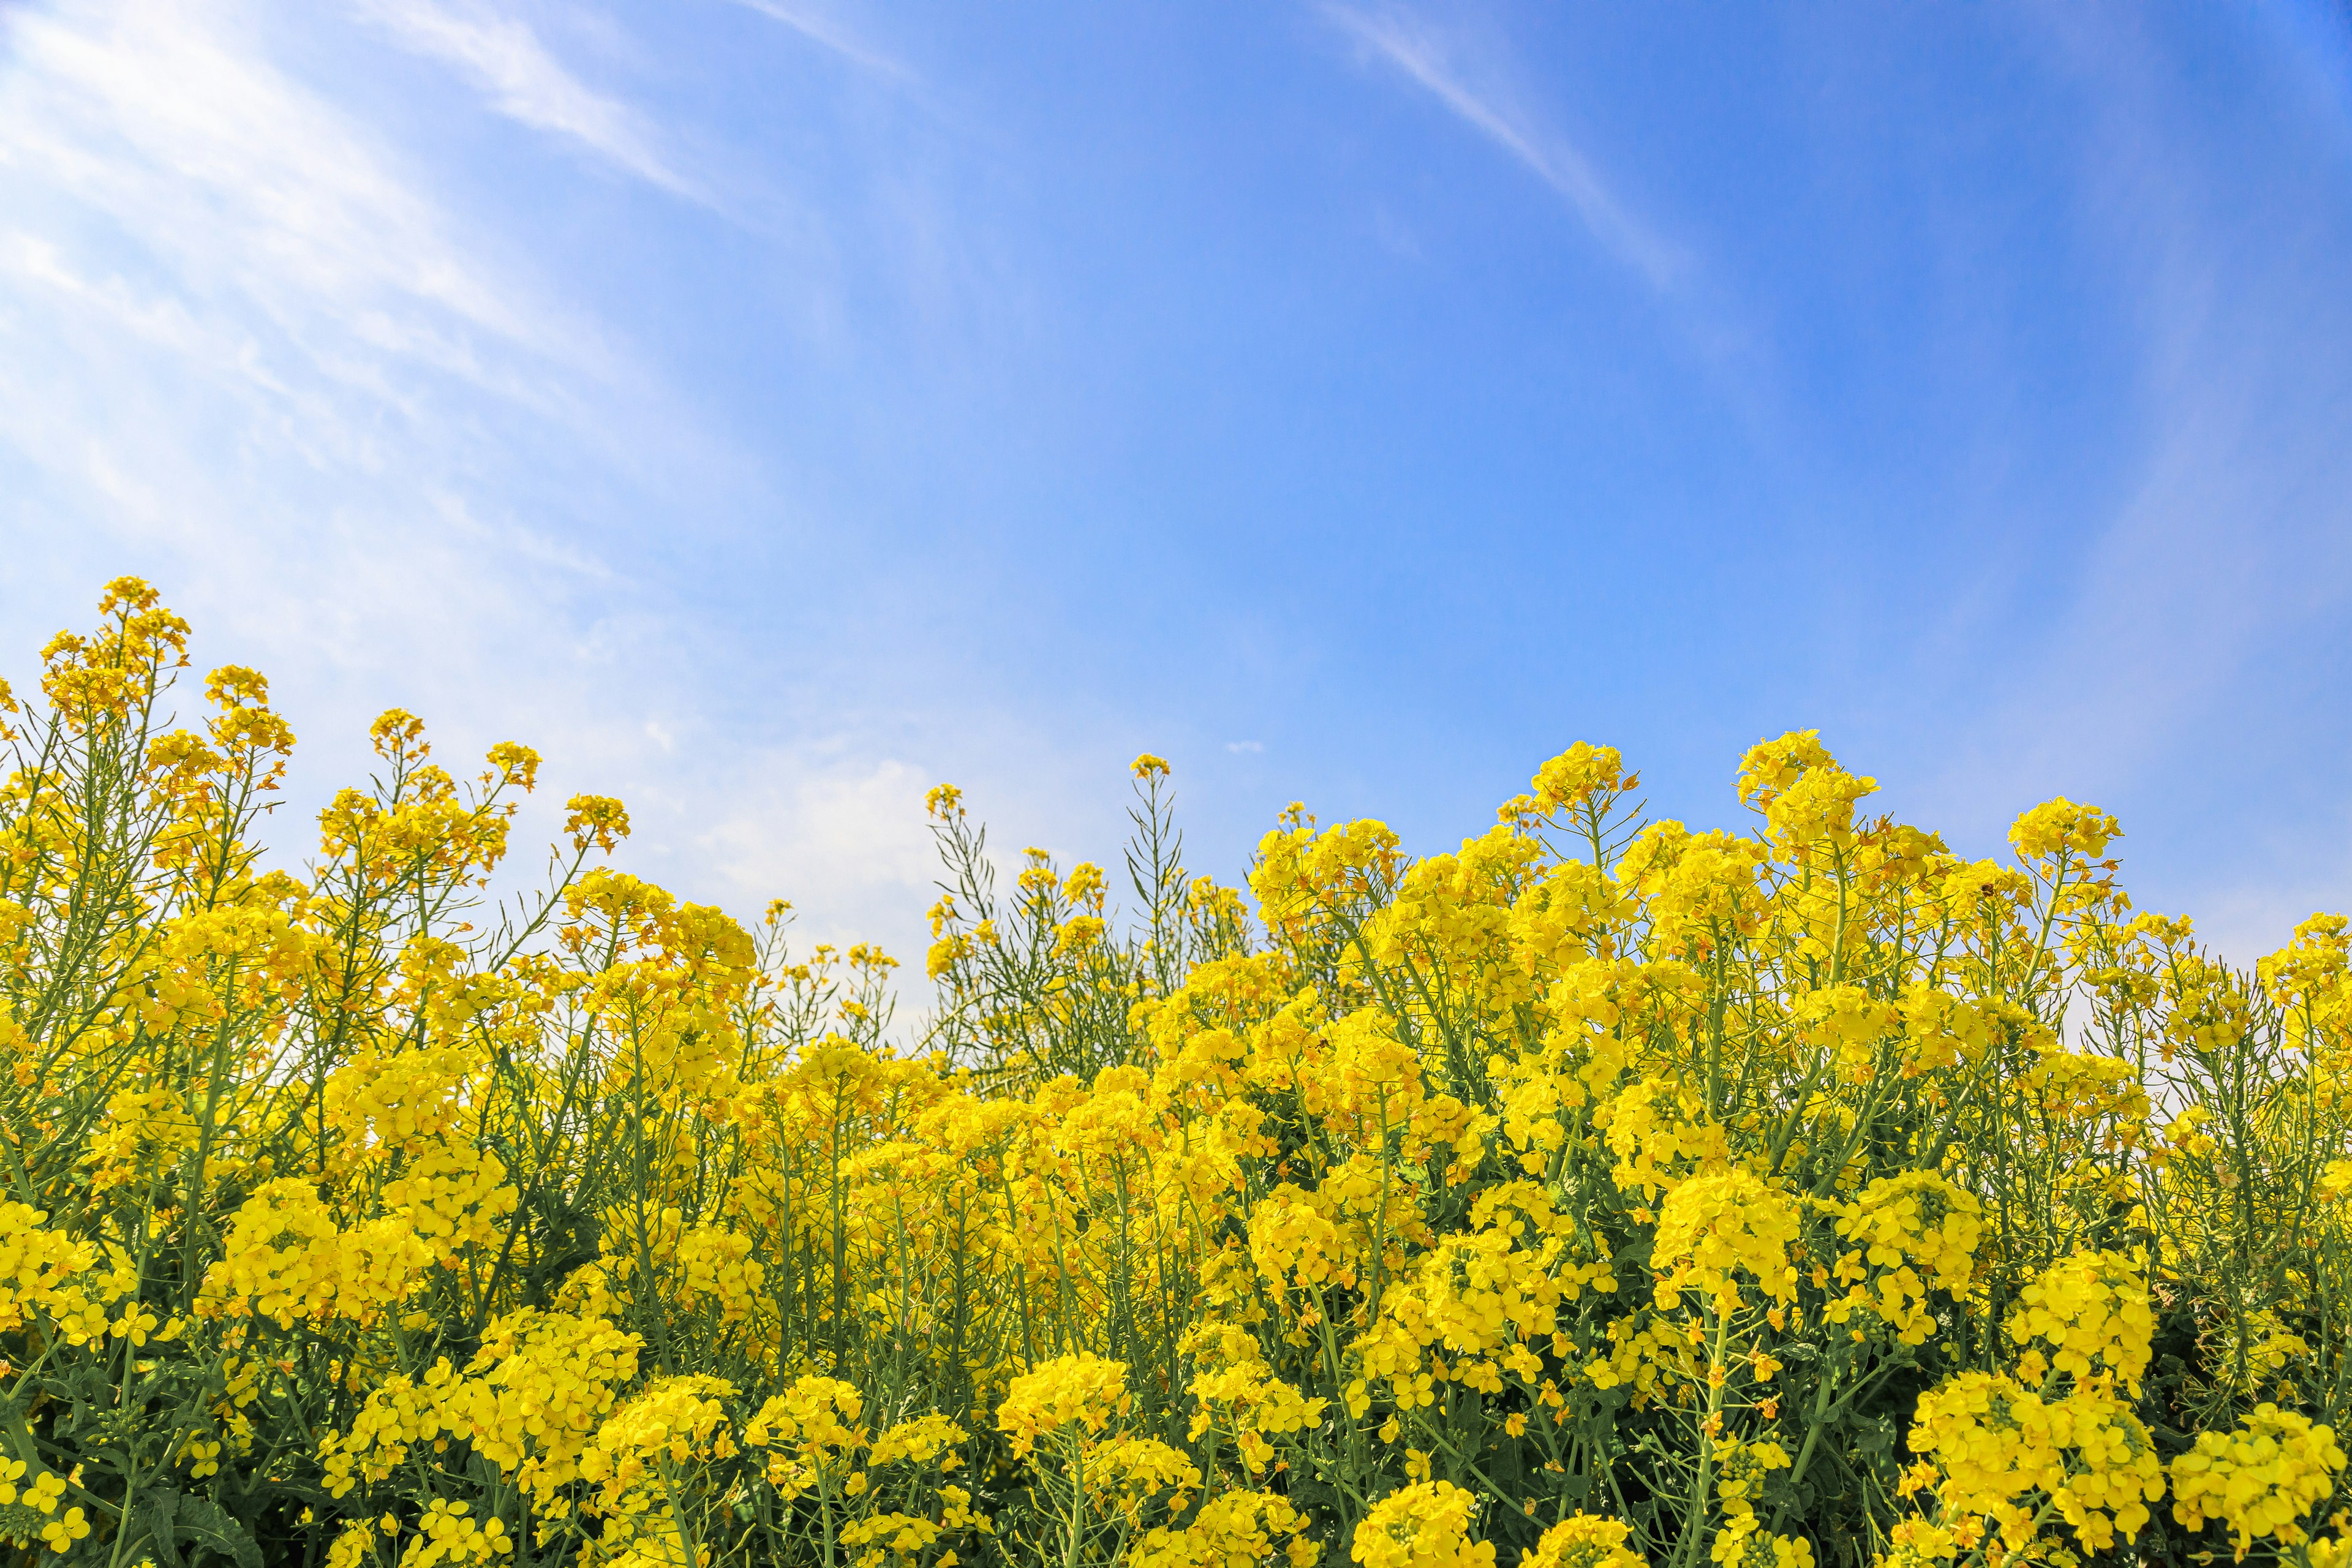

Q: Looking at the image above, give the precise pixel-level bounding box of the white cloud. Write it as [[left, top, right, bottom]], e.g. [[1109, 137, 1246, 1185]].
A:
[[355, 0, 706, 202], [1320, 2, 1686, 290], [1901, 11, 2352, 963], [0, 0, 677, 857], [720, 0, 911, 82], [2, 0, 1205, 1057], [0, 0, 1086, 986], [0, 0, 592, 383], [696, 753, 942, 944]]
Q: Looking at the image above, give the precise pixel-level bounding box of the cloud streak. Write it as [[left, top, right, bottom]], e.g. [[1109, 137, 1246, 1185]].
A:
[[0, 0, 996, 978], [356, 0, 706, 202], [6, 11, 527, 340], [720, 0, 912, 82], [0, 0, 653, 803], [1321, 2, 1685, 289], [1899, 10, 2352, 961]]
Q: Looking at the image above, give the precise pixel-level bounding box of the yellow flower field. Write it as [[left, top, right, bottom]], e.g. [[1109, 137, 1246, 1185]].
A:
[[4, 579, 2350, 1568]]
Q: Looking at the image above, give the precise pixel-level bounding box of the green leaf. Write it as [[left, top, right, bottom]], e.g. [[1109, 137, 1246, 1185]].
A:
[[173, 1494, 263, 1568], [135, 1487, 184, 1568]]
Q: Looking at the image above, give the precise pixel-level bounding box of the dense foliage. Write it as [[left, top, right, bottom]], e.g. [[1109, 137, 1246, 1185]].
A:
[[5, 579, 2352, 1568]]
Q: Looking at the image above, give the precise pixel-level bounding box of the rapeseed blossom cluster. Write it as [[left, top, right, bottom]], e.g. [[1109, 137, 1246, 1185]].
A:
[[2171, 1406, 2348, 1558], [1523, 1515, 1645, 1568], [4, 581, 2352, 1568], [1350, 1482, 1490, 1568]]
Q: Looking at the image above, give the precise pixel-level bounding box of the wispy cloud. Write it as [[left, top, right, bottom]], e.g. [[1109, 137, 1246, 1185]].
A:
[[697, 753, 940, 932], [0, 0, 658, 823], [1902, 10, 2352, 961], [0, 1, 559, 363], [0, 0, 1012, 976], [356, 0, 705, 202], [720, 0, 911, 82], [1321, 2, 1685, 290]]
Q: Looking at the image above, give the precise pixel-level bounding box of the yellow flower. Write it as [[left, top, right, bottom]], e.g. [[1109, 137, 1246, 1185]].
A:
[[995, 1354, 1130, 1457], [2172, 1404, 2347, 1558], [1351, 1482, 1493, 1568], [1524, 1514, 1644, 1568], [1652, 1169, 1800, 1312], [2005, 1251, 2155, 1392], [2008, 797, 2120, 864], [1907, 1369, 2165, 1558], [1826, 1172, 1981, 1344], [1531, 743, 1631, 815], [562, 793, 631, 853]]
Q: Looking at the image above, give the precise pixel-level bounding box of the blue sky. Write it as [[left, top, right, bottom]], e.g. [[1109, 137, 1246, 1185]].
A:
[[3, 0, 2350, 974]]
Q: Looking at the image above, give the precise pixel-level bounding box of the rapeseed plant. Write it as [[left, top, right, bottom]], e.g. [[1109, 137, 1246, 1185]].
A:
[[4, 580, 2352, 1568]]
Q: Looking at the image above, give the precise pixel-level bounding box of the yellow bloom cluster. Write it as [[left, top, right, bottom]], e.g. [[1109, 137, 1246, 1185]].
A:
[[1826, 1172, 1981, 1345], [1523, 1515, 1645, 1568], [2003, 1250, 2155, 1393], [1904, 1370, 2166, 1560], [1652, 1170, 1801, 1314], [7, 582, 2352, 1568], [0, 1460, 89, 1555], [2171, 1404, 2348, 1558], [0, 1201, 134, 1346], [1133, 1489, 1319, 1568], [1188, 1362, 1329, 1472], [996, 1353, 1133, 1457], [1351, 1482, 1492, 1568], [320, 1309, 641, 1510]]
